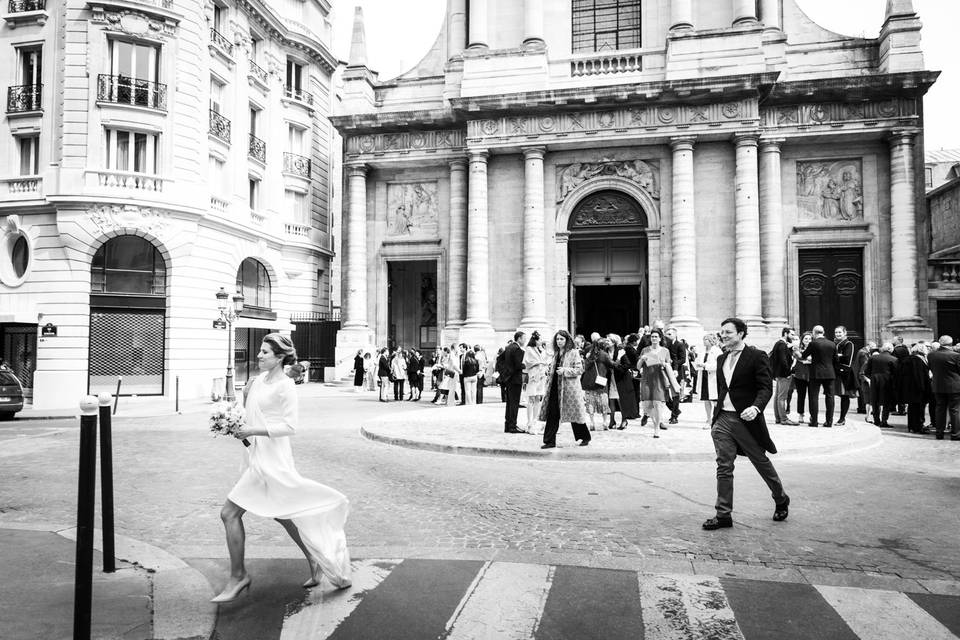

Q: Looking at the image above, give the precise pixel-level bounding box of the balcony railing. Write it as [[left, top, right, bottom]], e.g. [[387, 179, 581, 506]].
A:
[[210, 196, 229, 213], [283, 152, 311, 178], [248, 59, 268, 85], [6, 84, 42, 113], [285, 223, 311, 237], [210, 28, 233, 55], [8, 0, 46, 11], [2, 177, 41, 196], [97, 170, 164, 192], [250, 210, 266, 225], [570, 52, 643, 77], [209, 109, 230, 143], [930, 261, 960, 284], [97, 74, 167, 111], [248, 133, 266, 162], [283, 85, 314, 107]]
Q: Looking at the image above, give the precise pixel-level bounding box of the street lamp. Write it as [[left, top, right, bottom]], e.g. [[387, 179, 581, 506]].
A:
[[215, 287, 245, 401]]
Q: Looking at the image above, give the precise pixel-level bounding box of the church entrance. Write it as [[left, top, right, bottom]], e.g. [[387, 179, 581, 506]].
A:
[[567, 190, 649, 338], [387, 260, 438, 351]]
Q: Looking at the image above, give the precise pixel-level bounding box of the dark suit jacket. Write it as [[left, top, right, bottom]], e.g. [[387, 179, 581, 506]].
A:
[[802, 337, 838, 380], [899, 355, 932, 403], [377, 355, 390, 377], [501, 341, 525, 386], [928, 347, 960, 394], [769, 340, 794, 378], [712, 345, 777, 454], [863, 352, 898, 380]]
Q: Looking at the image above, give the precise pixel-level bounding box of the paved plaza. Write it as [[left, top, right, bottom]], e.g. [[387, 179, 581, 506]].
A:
[[2, 383, 960, 638]]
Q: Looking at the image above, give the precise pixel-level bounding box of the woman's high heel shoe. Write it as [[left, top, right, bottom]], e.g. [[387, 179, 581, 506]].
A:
[[211, 576, 251, 603], [303, 561, 322, 588]]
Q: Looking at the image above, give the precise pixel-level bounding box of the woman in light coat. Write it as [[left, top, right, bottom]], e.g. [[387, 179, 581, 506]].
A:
[[522, 331, 547, 434], [390, 349, 407, 401], [693, 332, 723, 428], [539, 329, 592, 448]]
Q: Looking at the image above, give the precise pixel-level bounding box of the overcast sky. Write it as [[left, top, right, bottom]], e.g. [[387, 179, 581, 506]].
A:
[[331, 0, 958, 149]]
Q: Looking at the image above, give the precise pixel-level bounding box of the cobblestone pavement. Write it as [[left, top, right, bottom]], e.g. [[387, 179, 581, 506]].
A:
[[2, 385, 960, 591]]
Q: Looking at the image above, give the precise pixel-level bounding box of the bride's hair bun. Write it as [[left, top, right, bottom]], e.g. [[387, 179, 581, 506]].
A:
[[263, 333, 298, 366]]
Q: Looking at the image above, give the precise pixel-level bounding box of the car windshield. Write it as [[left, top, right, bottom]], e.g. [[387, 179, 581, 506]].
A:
[[0, 371, 20, 386]]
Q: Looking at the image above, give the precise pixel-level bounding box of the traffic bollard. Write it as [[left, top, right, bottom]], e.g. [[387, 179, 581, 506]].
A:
[[98, 393, 115, 573], [175, 375, 180, 414], [74, 396, 99, 640], [112, 376, 122, 415]]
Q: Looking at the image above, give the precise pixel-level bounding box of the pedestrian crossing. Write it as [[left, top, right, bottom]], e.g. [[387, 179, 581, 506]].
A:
[[208, 558, 960, 640]]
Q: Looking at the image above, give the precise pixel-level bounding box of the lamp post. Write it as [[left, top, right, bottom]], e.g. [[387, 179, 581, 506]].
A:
[[215, 287, 245, 401]]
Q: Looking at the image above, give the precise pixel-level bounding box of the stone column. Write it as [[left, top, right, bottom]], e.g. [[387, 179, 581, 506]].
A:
[[732, 0, 758, 25], [759, 0, 782, 30], [523, 0, 545, 48], [670, 0, 694, 31], [460, 149, 495, 345], [343, 163, 369, 330], [669, 136, 702, 338], [447, 0, 467, 57], [734, 134, 764, 328], [759, 138, 787, 327], [888, 130, 924, 328], [447, 158, 468, 334], [520, 147, 548, 333], [468, 0, 488, 50]]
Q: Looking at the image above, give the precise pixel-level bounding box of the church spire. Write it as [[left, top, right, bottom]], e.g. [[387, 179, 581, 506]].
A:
[[347, 6, 368, 69]]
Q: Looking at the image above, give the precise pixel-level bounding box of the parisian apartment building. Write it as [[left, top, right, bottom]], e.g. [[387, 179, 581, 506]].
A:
[[0, 0, 339, 409]]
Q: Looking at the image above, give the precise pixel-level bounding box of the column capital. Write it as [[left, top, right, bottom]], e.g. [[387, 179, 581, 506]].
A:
[[448, 157, 468, 170], [670, 135, 697, 151], [468, 148, 489, 162], [733, 131, 761, 146], [759, 137, 786, 151], [346, 162, 367, 177], [888, 128, 920, 145], [555, 232, 570, 245], [522, 145, 546, 159]]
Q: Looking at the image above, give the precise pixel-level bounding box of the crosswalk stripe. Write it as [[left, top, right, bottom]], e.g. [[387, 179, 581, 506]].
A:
[[815, 585, 959, 640], [535, 565, 644, 640], [279, 559, 399, 640], [907, 593, 960, 637], [638, 573, 746, 640], [445, 562, 554, 640]]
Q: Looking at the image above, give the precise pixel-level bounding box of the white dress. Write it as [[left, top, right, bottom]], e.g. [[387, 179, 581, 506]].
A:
[[228, 373, 351, 587]]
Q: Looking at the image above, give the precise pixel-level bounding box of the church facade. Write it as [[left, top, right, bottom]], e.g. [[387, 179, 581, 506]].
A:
[[332, 0, 937, 370]]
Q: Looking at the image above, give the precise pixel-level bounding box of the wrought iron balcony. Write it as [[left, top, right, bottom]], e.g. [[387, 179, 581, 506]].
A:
[[283, 85, 314, 107], [283, 152, 311, 178], [8, 0, 46, 11], [248, 133, 266, 162], [210, 28, 233, 55], [209, 109, 231, 143], [97, 74, 167, 111], [6, 84, 42, 113], [248, 59, 268, 85]]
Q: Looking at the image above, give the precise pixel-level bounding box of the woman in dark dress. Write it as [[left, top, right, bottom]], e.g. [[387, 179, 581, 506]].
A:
[[900, 343, 932, 434], [612, 333, 641, 429], [352, 350, 364, 392]]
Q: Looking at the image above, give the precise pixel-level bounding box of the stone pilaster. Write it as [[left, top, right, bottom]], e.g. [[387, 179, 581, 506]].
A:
[[523, 0, 545, 48], [669, 136, 702, 340], [670, 0, 694, 31], [468, 0, 488, 50], [732, 0, 758, 25], [519, 147, 548, 335], [759, 138, 788, 328], [460, 149, 495, 346], [446, 158, 468, 337], [555, 231, 570, 334], [734, 133, 764, 329], [886, 129, 930, 340], [335, 163, 373, 375]]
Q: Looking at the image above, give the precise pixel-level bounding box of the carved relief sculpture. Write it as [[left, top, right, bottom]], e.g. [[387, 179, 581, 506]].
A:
[[386, 182, 439, 237], [556, 160, 660, 203], [570, 192, 646, 228], [796, 159, 864, 221]]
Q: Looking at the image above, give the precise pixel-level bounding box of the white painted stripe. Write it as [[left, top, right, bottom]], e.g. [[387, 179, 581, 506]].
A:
[[638, 573, 745, 640], [444, 562, 553, 640], [279, 558, 400, 640], [815, 585, 958, 640]]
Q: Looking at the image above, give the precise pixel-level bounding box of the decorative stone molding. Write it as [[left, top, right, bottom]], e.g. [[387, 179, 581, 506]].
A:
[[468, 100, 756, 143], [570, 191, 647, 228], [386, 182, 439, 238], [89, 4, 178, 38], [761, 98, 918, 129], [345, 129, 465, 158], [556, 159, 660, 203], [796, 159, 864, 222], [85, 204, 172, 241]]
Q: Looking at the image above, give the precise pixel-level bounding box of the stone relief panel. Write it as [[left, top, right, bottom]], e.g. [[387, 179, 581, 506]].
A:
[[930, 188, 960, 254], [762, 99, 918, 129], [85, 204, 172, 240], [346, 130, 464, 157], [570, 191, 647, 229], [796, 159, 864, 222], [556, 160, 660, 203], [386, 182, 439, 238]]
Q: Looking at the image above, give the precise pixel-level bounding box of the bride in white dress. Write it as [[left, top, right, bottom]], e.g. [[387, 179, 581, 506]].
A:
[[211, 333, 352, 603]]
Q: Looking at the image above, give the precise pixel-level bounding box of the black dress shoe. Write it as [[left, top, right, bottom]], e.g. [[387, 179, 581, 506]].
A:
[[540, 443, 555, 449], [773, 496, 790, 521], [822, 423, 832, 428], [505, 428, 527, 434], [659, 424, 668, 430], [640, 416, 649, 426], [835, 420, 845, 426], [935, 434, 944, 440], [578, 439, 590, 446], [668, 417, 678, 425], [702, 517, 733, 530]]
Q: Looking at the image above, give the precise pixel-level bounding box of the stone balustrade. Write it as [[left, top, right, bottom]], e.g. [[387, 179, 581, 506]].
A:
[[570, 51, 643, 77], [97, 170, 163, 192]]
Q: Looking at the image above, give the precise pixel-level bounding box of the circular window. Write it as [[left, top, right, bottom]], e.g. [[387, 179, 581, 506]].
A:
[[0, 227, 31, 287]]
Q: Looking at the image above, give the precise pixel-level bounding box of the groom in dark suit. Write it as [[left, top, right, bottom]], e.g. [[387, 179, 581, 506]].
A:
[[703, 317, 790, 530]]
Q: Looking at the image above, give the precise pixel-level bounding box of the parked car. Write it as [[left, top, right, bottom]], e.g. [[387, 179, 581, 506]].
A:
[[0, 365, 25, 420]]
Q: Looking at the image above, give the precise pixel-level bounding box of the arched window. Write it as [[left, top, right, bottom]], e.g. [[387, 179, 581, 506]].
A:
[[91, 235, 166, 295], [236, 258, 271, 309]]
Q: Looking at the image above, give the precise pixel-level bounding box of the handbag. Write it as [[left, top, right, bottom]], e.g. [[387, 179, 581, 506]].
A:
[[594, 363, 608, 388]]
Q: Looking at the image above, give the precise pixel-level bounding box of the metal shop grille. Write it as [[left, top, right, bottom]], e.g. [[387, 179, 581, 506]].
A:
[[88, 310, 165, 395]]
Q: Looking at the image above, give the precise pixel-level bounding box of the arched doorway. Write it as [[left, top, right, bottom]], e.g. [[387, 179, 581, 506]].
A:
[[233, 258, 273, 384], [88, 235, 167, 395], [568, 190, 648, 338]]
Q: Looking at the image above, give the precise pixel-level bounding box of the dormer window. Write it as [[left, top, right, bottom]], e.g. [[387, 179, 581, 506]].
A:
[[572, 0, 641, 53]]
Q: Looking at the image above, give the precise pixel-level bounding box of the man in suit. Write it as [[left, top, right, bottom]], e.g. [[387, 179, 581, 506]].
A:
[[928, 335, 960, 440], [703, 317, 790, 530], [892, 335, 910, 415], [769, 326, 799, 425], [853, 341, 876, 414], [801, 325, 838, 427], [863, 342, 899, 428], [501, 331, 527, 434], [664, 327, 687, 424]]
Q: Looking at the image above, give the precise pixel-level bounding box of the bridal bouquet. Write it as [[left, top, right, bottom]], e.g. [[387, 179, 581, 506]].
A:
[[209, 401, 250, 447]]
